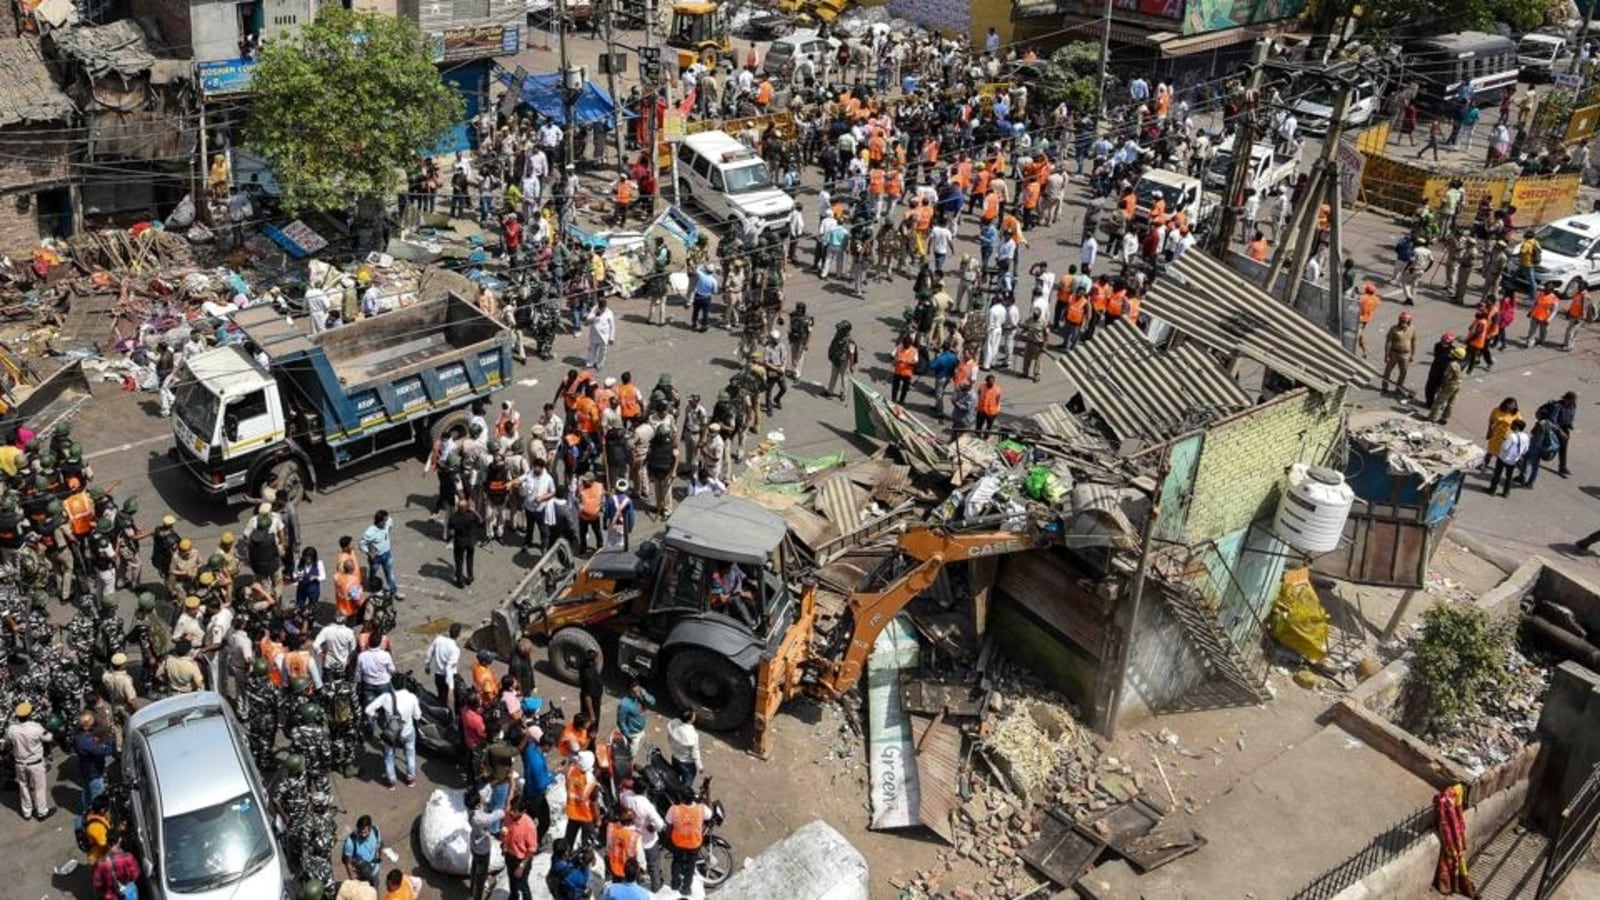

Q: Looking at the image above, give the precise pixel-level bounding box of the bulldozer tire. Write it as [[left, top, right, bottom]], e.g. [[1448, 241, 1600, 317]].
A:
[[664, 647, 755, 732], [254, 457, 306, 503], [548, 627, 602, 685]]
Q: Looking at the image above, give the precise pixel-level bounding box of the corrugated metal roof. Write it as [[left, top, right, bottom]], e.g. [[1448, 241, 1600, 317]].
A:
[[49, 20, 159, 78], [1055, 318, 1254, 446], [0, 37, 74, 128], [1145, 252, 1381, 391]]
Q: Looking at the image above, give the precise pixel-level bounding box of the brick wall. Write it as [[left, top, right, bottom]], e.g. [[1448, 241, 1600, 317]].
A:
[[0, 202, 42, 251], [0, 126, 71, 192], [1182, 386, 1347, 544]]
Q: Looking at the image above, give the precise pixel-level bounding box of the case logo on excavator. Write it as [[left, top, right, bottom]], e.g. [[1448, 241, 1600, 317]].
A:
[[966, 539, 1026, 558]]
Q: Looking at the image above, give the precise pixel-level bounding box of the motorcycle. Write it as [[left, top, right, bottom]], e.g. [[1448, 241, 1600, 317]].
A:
[[392, 670, 565, 759], [638, 748, 734, 889]]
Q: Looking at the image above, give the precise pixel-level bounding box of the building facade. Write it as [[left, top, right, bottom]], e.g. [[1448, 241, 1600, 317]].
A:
[[0, 35, 77, 249]]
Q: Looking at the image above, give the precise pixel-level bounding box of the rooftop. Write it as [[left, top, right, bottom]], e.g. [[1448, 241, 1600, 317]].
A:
[[0, 37, 74, 128], [49, 19, 160, 79]]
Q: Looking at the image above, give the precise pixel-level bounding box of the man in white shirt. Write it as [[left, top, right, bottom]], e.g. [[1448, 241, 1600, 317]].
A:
[[620, 781, 668, 890], [928, 222, 954, 274], [1488, 420, 1530, 496], [365, 685, 422, 788], [356, 642, 395, 712], [425, 622, 462, 707], [665, 709, 702, 784], [1081, 234, 1098, 274], [304, 286, 330, 334], [518, 459, 558, 550], [314, 612, 357, 677], [585, 298, 616, 369]]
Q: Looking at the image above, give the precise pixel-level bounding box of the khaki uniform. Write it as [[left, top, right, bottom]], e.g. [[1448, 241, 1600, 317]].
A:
[[5, 720, 51, 817], [1383, 324, 1416, 395]]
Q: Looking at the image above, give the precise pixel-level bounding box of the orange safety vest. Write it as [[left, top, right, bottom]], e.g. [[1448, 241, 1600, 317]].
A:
[[886, 171, 903, 198], [593, 385, 615, 411], [64, 491, 95, 537], [617, 383, 642, 420], [868, 135, 885, 161], [1466, 318, 1489, 349], [1106, 290, 1127, 318], [284, 650, 314, 681], [559, 722, 588, 757], [1022, 181, 1041, 209], [1247, 239, 1269, 262], [756, 81, 773, 105], [1121, 193, 1136, 220], [981, 192, 1001, 222], [1065, 295, 1089, 326], [953, 359, 977, 389], [565, 767, 596, 823], [1000, 213, 1021, 238], [923, 139, 940, 164], [1089, 283, 1108, 313], [384, 877, 416, 900], [977, 384, 1002, 416], [914, 204, 934, 232], [1150, 198, 1167, 223], [1358, 292, 1380, 323], [1569, 292, 1589, 319], [578, 483, 604, 521], [973, 170, 991, 197], [669, 803, 705, 850], [473, 661, 496, 703], [562, 373, 594, 410], [869, 169, 886, 196], [607, 823, 640, 877], [893, 345, 918, 378], [1126, 295, 1142, 321], [1532, 291, 1558, 322], [957, 159, 972, 187], [573, 397, 600, 434], [260, 637, 285, 686], [616, 180, 635, 204]]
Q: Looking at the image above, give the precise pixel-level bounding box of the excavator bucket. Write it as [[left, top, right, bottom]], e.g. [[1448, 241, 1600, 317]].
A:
[[471, 540, 579, 656], [0, 357, 92, 435]]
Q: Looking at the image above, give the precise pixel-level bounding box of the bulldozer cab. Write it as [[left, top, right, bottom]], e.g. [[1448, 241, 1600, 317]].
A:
[[645, 494, 793, 639], [668, 1, 727, 68]]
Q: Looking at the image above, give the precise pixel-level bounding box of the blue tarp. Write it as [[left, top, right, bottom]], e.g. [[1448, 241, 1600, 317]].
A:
[[496, 71, 618, 128]]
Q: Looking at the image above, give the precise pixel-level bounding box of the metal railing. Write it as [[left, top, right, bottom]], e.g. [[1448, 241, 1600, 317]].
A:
[[1289, 802, 1439, 900]]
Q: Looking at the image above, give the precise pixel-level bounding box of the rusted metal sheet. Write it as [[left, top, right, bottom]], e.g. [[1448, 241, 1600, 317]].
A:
[[813, 473, 864, 534], [909, 713, 961, 844], [996, 551, 1107, 656], [1311, 506, 1440, 588], [1021, 807, 1105, 888], [779, 503, 839, 556]]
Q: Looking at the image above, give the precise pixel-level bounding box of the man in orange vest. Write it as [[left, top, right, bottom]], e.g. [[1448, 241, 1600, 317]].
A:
[[890, 335, 919, 405], [665, 789, 715, 894], [606, 809, 646, 881], [613, 172, 636, 227], [1356, 283, 1381, 357], [1563, 279, 1589, 350], [1527, 281, 1559, 348], [1021, 180, 1042, 230], [975, 374, 1002, 436], [564, 749, 600, 849], [575, 472, 606, 555], [755, 78, 773, 108], [1062, 290, 1090, 352], [1464, 308, 1491, 373]]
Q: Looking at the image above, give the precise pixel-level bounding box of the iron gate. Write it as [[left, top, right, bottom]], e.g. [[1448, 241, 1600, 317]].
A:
[[1536, 761, 1600, 900]]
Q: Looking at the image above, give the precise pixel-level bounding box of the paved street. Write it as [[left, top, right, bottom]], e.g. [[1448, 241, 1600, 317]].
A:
[[4, 24, 1600, 900]]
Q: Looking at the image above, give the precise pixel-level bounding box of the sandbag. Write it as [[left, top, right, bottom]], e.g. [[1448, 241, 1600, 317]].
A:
[[1271, 567, 1330, 664], [417, 788, 505, 876]]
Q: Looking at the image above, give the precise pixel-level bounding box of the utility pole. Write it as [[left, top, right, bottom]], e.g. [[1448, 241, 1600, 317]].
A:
[[602, 0, 626, 169], [557, 0, 576, 167], [1093, 0, 1113, 128], [1211, 40, 1271, 258], [1273, 84, 1353, 315], [1323, 160, 1347, 344], [645, 6, 661, 205]]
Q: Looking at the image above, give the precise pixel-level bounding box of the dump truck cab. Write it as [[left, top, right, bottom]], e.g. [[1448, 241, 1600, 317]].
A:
[[170, 345, 289, 498], [508, 495, 807, 731]]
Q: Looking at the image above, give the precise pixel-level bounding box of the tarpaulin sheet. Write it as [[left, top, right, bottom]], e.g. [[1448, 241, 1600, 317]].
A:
[[867, 615, 921, 830], [501, 71, 618, 128]]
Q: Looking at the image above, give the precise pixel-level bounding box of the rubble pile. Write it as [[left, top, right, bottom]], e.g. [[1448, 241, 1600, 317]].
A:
[[1428, 647, 1548, 777]]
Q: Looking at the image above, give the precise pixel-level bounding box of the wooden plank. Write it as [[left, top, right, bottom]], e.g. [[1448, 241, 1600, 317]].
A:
[[779, 503, 839, 552], [911, 713, 962, 845], [901, 680, 985, 717]]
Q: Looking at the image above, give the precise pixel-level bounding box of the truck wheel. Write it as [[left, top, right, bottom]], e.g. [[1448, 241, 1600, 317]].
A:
[[547, 628, 602, 685], [664, 648, 754, 732], [425, 411, 472, 455], [255, 459, 305, 503]]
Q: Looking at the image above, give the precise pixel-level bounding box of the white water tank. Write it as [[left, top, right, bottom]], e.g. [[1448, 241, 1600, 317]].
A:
[[1273, 463, 1356, 554]]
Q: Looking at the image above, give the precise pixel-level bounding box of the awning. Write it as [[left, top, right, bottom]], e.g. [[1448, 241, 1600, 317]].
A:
[[1053, 14, 1294, 57], [504, 71, 618, 128]]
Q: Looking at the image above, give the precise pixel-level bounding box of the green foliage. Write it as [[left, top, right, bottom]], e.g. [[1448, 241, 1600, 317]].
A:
[[1039, 42, 1111, 113], [1404, 603, 1513, 737], [245, 9, 463, 214], [1354, 0, 1557, 39]]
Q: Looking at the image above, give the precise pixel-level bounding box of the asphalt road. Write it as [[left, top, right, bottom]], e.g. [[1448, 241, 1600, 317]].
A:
[[5, 26, 1600, 900]]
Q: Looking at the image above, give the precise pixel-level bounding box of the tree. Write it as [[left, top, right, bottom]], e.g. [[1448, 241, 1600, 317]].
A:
[[1351, 0, 1558, 40], [1039, 42, 1113, 114], [1403, 603, 1513, 738], [246, 9, 462, 215]]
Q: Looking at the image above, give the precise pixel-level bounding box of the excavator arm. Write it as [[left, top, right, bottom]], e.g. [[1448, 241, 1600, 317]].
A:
[[749, 520, 1050, 758]]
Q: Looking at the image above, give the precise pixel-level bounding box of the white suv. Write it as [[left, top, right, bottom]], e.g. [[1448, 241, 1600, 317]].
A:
[[676, 130, 795, 235], [1523, 214, 1600, 296]]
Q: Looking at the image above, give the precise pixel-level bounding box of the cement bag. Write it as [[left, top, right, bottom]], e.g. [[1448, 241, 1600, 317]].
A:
[[167, 194, 196, 229], [715, 820, 868, 900], [1270, 567, 1330, 664], [668, 271, 690, 302], [418, 788, 504, 876]]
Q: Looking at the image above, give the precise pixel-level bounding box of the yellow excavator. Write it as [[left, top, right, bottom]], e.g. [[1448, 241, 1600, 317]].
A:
[[484, 494, 1056, 757], [667, 1, 731, 70]]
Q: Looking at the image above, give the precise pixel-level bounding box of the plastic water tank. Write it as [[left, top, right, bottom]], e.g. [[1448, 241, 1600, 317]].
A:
[[1273, 463, 1356, 554]]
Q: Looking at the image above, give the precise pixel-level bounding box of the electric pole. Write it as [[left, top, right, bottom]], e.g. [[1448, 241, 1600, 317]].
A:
[[602, 0, 626, 168], [1211, 40, 1271, 258], [1093, 0, 1113, 128], [645, 5, 661, 205], [1323, 160, 1348, 346], [1270, 84, 1353, 316], [557, 0, 576, 166]]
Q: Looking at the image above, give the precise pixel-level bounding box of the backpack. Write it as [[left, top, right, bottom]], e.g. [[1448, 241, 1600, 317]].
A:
[[247, 526, 279, 570], [75, 811, 109, 852], [788, 315, 812, 344], [1541, 422, 1562, 461], [827, 332, 853, 366]]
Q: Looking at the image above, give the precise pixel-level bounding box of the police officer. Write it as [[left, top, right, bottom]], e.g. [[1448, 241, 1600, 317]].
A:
[[126, 592, 169, 693], [240, 657, 281, 772], [149, 515, 180, 592], [114, 500, 142, 589], [16, 530, 48, 596], [288, 701, 334, 796], [321, 676, 360, 777], [0, 495, 25, 567], [87, 518, 118, 601], [63, 601, 99, 663], [93, 593, 127, 668], [273, 752, 312, 861]]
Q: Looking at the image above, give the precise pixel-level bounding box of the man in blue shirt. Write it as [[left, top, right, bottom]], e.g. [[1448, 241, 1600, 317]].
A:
[[520, 724, 556, 794], [359, 509, 398, 596], [73, 712, 115, 809], [341, 815, 383, 887], [616, 678, 656, 758], [926, 345, 959, 420], [602, 860, 653, 899], [691, 265, 717, 332]]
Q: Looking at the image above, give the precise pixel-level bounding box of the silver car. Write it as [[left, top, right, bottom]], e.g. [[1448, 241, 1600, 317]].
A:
[[123, 692, 288, 899]]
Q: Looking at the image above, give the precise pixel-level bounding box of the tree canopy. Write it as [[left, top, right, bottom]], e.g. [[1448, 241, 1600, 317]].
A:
[[1354, 0, 1559, 40], [245, 9, 463, 214], [1039, 42, 1112, 113]]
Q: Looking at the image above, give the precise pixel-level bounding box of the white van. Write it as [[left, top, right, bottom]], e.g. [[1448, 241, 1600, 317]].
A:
[[676, 130, 795, 235], [1517, 31, 1571, 82]]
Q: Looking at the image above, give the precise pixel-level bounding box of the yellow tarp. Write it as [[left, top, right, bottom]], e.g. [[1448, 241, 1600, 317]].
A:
[[1271, 567, 1330, 664]]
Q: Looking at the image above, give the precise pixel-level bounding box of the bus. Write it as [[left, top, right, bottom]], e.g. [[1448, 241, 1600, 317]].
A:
[[1406, 32, 1520, 110]]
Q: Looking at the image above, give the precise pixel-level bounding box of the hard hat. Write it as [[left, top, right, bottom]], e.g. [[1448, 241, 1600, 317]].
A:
[[178, 538, 193, 551], [14, 701, 32, 717], [184, 595, 201, 610], [38, 454, 55, 469], [220, 531, 235, 547], [1451, 346, 1467, 359], [110, 652, 128, 667], [251, 658, 268, 677], [197, 571, 216, 588], [297, 702, 322, 723], [257, 502, 272, 515], [89, 486, 105, 501], [137, 592, 156, 611], [96, 518, 114, 534], [46, 499, 60, 515], [121, 498, 139, 514], [100, 592, 119, 610], [208, 553, 226, 569], [285, 753, 307, 775], [289, 676, 311, 695], [162, 515, 177, 527]]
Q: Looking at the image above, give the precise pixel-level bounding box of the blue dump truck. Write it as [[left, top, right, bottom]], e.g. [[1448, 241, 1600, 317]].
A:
[[169, 296, 512, 502]]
